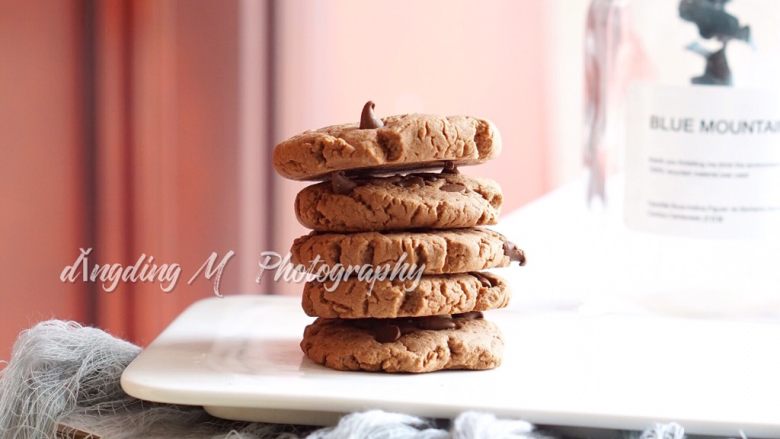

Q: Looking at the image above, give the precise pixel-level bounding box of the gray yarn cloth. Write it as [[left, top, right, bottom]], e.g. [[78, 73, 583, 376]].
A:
[[0, 321, 686, 439]]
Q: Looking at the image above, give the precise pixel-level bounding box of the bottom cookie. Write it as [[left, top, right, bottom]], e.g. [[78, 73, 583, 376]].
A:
[[300, 314, 503, 373]]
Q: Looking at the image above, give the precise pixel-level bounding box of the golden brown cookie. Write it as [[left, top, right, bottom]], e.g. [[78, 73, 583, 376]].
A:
[[273, 114, 501, 180], [290, 228, 525, 275], [302, 272, 510, 319], [294, 171, 502, 232], [301, 315, 504, 373]]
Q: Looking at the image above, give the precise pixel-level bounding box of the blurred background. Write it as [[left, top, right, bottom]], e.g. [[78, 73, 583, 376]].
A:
[[0, 0, 591, 358]]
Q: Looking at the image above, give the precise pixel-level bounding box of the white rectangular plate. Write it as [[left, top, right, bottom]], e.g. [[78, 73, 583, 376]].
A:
[[122, 295, 780, 437]]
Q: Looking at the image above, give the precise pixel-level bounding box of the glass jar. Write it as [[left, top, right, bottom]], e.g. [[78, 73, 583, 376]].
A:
[[583, 0, 780, 317]]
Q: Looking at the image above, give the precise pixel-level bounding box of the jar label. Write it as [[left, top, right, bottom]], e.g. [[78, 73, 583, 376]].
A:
[[625, 84, 780, 239]]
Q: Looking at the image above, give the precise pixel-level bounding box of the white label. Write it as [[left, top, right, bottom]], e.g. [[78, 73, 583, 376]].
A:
[[625, 84, 780, 239]]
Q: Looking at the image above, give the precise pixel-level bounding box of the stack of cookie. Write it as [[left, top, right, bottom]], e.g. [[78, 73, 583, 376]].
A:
[[272, 102, 525, 373]]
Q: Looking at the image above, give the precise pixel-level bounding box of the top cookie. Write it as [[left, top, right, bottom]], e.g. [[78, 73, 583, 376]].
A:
[[273, 113, 502, 180]]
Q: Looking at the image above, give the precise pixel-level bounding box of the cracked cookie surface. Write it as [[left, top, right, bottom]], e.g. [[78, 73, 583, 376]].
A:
[[303, 272, 509, 319], [301, 317, 503, 372], [295, 172, 502, 232], [273, 114, 501, 180], [291, 228, 520, 275]]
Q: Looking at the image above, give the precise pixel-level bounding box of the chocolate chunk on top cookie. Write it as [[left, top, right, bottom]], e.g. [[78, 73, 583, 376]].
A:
[[302, 272, 510, 319], [273, 102, 501, 180], [294, 172, 502, 232]]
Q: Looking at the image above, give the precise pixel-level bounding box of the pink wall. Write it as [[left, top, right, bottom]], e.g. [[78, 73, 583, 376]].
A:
[[0, 1, 88, 359], [271, 0, 552, 293]]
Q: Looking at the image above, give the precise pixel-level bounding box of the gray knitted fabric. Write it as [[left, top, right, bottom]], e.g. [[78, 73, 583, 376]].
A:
[[0, 321, 685, 439]]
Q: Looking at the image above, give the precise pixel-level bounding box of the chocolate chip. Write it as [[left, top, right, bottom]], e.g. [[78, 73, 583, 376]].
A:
[[453, 311, 483, 320], [331, 171, 357, 194], [397, 320, 418, 335], [350, 319, 374, 329], [359, 101, 384, 129], [471, 273, 493, 288], [351, 315, 466, 342], [399, 176, 425, 188], [416, 315, 457, 330], [373, 324, 401, 343], [503, 240, 526, 266], [441, 162, 460, 174], [386, 175, 404, 184], [417, 173, 439, 181], [440, 183, 466, 192]]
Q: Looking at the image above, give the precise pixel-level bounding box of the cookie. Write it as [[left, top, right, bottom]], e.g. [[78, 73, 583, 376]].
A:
[[273, 111, 501, 180], [294, 171, 502, 232], [291, 228, 525, 275], [302, 272, 509, 319], [301, 315, 503, 372]]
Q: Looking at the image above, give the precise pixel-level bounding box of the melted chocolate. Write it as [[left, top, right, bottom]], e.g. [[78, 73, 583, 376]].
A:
[[351, 313, 485, 343], [503, 240, 526, 266], [331, 172, 357, 194], [440, 183, 466, 192], [441, 162, 460, 174]]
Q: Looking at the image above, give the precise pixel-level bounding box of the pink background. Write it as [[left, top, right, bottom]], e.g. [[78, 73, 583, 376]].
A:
[[0, 0, 588, 357]]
